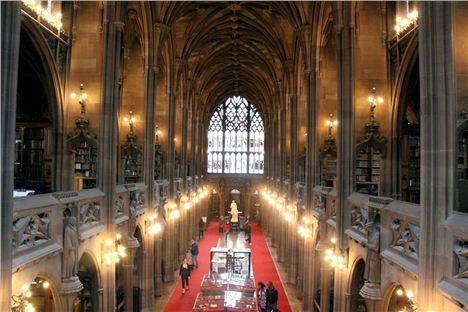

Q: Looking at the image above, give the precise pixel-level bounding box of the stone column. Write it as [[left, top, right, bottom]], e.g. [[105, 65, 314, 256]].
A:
[[321, 267, 333, 312], [154, 235, 163, 296], [288, 94, 298, 283], [123, 238, 140, 312], [302, 62, 320, 310], [333, 3, 355, 311], [418, 2, 455, 311], [0, 2, 20, 310], [167, 91, 176, 197], [99, 4, 126, 309], [181, 105, 188, 189], [141, 63, 157, 307]]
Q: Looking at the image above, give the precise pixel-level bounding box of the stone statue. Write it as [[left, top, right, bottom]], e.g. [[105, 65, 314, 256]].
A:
[[454, 240, 468, 279], [229, 200, 241, 223], [63, 216, 79, 279], [364, 221, 380, 284]]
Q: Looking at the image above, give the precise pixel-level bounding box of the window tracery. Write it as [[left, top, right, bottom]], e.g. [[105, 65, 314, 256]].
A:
[[207, 96, 264, 174]]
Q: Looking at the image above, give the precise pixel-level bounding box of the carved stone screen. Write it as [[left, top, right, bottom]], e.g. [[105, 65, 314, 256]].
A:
[[207, 96, 264, 174]]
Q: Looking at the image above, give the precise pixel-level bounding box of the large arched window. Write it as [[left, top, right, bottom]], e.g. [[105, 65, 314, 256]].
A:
[[207, 96, 264, 174]]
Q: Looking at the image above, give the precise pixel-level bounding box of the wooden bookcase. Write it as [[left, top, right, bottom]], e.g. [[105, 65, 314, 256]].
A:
[[15, 127, 46, 189], [68, 117, 98, 190], [122, 132, 143, 184], [355, 123, 386, 196]]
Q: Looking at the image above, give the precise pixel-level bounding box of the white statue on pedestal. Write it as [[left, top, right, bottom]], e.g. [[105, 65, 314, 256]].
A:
[[229, 200, 241, 223]]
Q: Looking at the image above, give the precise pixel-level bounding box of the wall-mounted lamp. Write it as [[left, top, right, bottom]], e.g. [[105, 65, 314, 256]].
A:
[[145, 213, 162, 235], [325, 113, 338, 138], [155, 125, 161, 143], [123, 111, 136, 134], [70, 83, 88, 118], [102, 233, 126, 265], [367, 88, 383, 126]]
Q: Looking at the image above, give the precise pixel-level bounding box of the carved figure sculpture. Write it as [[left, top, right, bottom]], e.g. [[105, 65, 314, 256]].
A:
[[229, 200, 241, 223], [80, 202, 100, 224], [115, 196, 124, 215], [13, 214, 50, 248], [454, 240, 468, 279], [364, 221, 381, 284], [63, 216, 79, 278]]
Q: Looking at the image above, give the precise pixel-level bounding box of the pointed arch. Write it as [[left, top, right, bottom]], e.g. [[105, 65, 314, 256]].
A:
[[207, 96, 264, 174]]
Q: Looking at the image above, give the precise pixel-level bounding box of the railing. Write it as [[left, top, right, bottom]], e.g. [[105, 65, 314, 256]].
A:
[[12, 188, 106, 269]]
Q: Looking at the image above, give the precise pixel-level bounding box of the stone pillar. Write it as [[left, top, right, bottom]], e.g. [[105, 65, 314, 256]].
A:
[[302, 62, 320, 311], [99, 4, 126, 309], [418, 2, 455, 311], [162, 217, 174, 282], [123, 238, 140, 312], [321, 267, 333, 312], [154, 236, 163, 296], [181, 105, 188, 189], [333, 3, 354, 311], [288, 94, 298, 283], [142, 62, 157, 307], [0, 2, 20, 310], [167, 91, 176, 197]]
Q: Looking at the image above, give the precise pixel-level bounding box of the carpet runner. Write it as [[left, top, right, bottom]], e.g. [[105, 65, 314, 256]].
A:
[[163, 221, 292, 311]]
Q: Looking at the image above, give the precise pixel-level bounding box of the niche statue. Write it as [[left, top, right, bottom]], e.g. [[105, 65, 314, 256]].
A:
[[63, 216, 79, 279]]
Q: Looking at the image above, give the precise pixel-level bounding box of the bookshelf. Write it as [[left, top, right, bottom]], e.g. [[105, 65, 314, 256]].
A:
[[73, 140, 98, 189], [322, 156, 337, 187], [123, 149, 143, 184], [355, 146, 381, 196], [355, 121, 386, 196], [15, 127, 47, 190], [122, 132, 143, 184], [67, 115, 98, 190]]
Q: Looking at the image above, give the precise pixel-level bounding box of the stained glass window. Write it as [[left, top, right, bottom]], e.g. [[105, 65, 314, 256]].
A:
[[207, 96, 264, 174]]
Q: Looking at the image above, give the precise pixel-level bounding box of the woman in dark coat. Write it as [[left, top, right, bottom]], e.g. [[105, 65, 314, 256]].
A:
[[179, 259, 191, 294]]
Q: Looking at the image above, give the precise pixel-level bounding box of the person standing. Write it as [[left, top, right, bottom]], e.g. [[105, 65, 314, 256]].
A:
[[244, 221, 252, 244], [257, 282, 267, 312], [223, 221, 231, 241], [179, 259, 191, 294], [198, 217, 205, 240], [266, 281, 278, 311], [190, 239, 199, 269]]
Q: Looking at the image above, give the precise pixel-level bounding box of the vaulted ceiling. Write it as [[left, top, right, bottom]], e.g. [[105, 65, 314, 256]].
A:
[[152, 2, 316, 119]]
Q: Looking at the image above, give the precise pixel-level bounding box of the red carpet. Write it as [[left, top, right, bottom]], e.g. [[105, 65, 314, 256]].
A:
[[163, 220, 220, 311], [163, 221, 292, 311], [250, 223, 292, 312]]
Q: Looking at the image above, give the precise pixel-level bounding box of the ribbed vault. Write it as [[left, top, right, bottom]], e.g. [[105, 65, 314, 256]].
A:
[[152, 1, 314, 121]]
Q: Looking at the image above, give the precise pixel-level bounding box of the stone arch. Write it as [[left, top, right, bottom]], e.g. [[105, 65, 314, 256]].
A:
[[76, 251, 102, 312], [16, 19, 65, 192], [348, 258, 367, 312], [382, 283, 416, 312], [389, 35, 419, 201]]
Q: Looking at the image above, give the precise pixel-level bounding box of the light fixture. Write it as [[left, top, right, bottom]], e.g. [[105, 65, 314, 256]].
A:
[[70, 83, 88, 118], [284, 211, 293, 222], [21, 0, 64, 31], [394, 9, 418, 35], [102, 233, 127, 265], [12, 278, 49, 312], [146, 213, 162, 235], [325, 113, 338, 138], [367, 88, 383, 126], [330, 237, 337, 244], [123, 111, 136, 134]]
